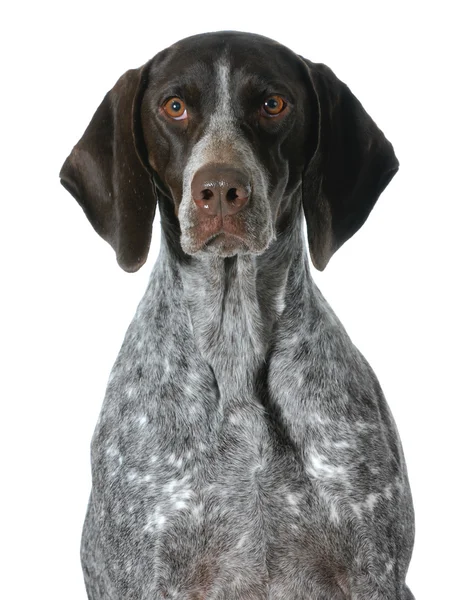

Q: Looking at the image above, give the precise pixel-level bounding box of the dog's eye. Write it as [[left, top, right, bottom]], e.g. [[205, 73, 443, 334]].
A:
[[262, 95, 287, 117], [163, 97, 187, 120]]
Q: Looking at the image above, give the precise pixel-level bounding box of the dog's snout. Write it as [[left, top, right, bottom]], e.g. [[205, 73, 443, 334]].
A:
[[191, 165, 251, 216]]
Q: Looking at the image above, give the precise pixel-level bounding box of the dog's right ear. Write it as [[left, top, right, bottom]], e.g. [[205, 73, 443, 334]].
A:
[[298, 57, 399, 271], [60, 63, 157, 273]]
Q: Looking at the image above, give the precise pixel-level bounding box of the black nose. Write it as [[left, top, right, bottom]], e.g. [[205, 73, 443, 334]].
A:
[[191, 165, 251, 216]]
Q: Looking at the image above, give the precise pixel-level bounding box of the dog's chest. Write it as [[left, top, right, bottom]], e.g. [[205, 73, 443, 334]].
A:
[[92, 374, 328, 597], [87, 257, 400, 598], [91, 366, 375, 600]]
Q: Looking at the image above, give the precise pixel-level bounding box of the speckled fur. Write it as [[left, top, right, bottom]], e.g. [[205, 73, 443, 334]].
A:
[[69, 34, 414, 600]]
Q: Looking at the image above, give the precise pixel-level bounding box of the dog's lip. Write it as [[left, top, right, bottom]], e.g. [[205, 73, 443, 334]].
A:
[[204, 231, 244, 246], [200, 232, 252, 257]]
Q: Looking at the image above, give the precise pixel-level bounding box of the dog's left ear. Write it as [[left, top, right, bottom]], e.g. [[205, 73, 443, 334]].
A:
[[299, 57, 399, 271], [60, 63, 156, 272]]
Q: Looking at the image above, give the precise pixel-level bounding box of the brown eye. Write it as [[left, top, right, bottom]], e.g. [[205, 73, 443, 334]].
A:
[[262, 95, 287, 117], [163, 97, 187, 120]]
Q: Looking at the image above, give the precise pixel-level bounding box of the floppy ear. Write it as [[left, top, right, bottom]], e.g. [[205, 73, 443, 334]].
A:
[[299, 57, 399, 271], [59, 63, 157, 272]]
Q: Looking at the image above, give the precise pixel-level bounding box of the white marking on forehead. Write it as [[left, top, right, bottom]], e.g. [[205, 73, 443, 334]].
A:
[[215, 60, 233, 120]]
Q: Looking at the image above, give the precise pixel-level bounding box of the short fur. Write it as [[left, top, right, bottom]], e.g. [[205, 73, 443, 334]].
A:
[[60, 31, 414, 600]]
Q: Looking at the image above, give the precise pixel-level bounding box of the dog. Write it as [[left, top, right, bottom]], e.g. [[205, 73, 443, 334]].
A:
[[60, 31, 415, 600]]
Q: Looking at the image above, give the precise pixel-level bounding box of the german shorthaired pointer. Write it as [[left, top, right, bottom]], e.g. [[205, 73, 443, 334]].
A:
[[60, 31, 414, 600]]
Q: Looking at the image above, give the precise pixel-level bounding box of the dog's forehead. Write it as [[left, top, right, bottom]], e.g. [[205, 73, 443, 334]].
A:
[[150, 31, 301, 87]]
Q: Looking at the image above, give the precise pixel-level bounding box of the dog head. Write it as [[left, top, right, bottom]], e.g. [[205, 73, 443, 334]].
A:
[[60, 31, 398, 272]]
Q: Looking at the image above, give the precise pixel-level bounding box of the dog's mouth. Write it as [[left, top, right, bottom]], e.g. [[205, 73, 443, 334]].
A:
[[181, 214, 275, 257], [204, 231, 240, 245], [202, 231, 249, 256]]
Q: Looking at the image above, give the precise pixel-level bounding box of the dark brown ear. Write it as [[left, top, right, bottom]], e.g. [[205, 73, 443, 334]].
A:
[[299, 57, 399, 271], [59, 63, 156, 272]]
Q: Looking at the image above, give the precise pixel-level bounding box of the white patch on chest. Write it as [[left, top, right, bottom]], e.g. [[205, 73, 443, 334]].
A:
[[306, 451, 348, 479]]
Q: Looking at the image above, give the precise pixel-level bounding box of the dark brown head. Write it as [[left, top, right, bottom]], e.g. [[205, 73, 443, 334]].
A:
[[60, 31, 398, 272]]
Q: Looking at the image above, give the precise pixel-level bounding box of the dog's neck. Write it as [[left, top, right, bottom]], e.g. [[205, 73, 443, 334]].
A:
[[156, 195, 312, 398]]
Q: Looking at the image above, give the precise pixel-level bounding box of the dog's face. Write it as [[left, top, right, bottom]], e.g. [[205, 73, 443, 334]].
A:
[[60, 31, 398, 272], [140, 33, 313, 258]]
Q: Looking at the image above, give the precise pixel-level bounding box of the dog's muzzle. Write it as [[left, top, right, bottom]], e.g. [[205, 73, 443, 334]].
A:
[[179, 136, 273, 257]]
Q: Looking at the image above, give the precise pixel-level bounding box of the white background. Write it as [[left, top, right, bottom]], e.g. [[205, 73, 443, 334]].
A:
[[2, 1, 448, 598]]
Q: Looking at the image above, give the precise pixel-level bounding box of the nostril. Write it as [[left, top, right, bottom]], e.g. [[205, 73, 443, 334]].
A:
[[226, 188, 238, 202], [201, 189, 214, 201]]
